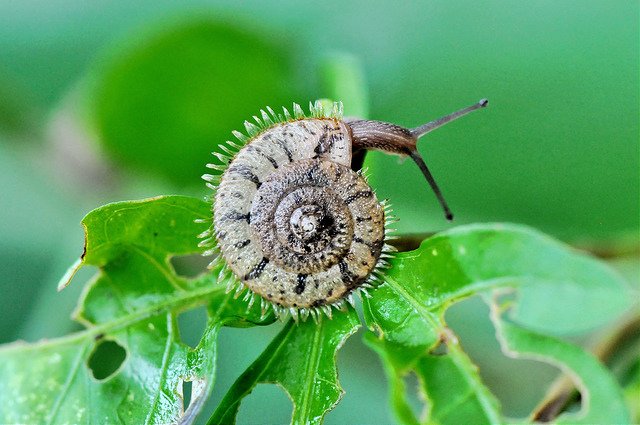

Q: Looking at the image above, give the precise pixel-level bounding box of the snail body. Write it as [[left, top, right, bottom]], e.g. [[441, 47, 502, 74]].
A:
[[202, 100, 487, 320]]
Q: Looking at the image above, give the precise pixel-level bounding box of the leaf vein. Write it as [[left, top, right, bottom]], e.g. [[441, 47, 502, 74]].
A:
[[45, 341, 90, 425], [144, 313, 176, 425]]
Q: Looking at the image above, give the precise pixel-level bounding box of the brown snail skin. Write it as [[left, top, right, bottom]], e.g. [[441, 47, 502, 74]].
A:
[[200, 99, 488, 320]]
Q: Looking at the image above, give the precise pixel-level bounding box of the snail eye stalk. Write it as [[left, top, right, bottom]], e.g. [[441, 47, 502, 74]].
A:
[[410, 99, 488, 138], [408, 98, 488, 221], [348, 99, 488, 221], [407, 149, 454, 221]]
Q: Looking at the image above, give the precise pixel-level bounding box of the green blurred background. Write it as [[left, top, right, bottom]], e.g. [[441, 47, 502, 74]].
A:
[[0, 1, 637, 423]]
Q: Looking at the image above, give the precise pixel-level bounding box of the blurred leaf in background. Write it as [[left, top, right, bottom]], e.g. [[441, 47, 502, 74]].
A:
[[89, 19, 305, 186], [0, 75, 37, 138]]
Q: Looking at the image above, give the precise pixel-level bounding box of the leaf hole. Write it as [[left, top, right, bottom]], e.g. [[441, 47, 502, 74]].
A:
[[329, 327, 390, 421], [532, 391, 582, 422], [182, 380, 193, 412], [210, 325, 291, 422], [171, 253, 213, 278], [403, 372, 425, 419], [237, 384, 292, 424], [429, 341, 449, 356], [87, 339, 127, 381], [177, 306, 208, 348]]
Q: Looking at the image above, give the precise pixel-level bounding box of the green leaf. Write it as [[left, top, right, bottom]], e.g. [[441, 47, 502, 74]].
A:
[[75, 196, 211, 324], [0, 195, 271, 424], [362, 333, 416, 424], [416, 349, 501, 424], [0, 319, 219, 425], [379, 223, 633, 336], [90, 19, 303, 186], [209, 310, 360, 425], [364, 331, 502, 425], [488, 298, 630, 424], [363, 223, 633, 424]]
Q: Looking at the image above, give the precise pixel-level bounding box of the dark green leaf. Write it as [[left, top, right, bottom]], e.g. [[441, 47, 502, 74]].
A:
[[90, 20, 303, 186]]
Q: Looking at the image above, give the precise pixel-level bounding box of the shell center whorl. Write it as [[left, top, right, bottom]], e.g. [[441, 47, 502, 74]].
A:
[[251, 160, 354, 274], [289, 205, 326, 241]]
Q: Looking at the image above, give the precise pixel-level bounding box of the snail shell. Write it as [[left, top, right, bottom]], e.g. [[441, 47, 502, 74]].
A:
[[202, 99, 487, 319], [211, 108, 388, 317]]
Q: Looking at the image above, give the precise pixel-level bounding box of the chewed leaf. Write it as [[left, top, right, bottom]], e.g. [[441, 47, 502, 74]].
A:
[[0, 318, 219, 424], [363, 334, 423, 425], [363, 223, 633, 424], [0, 196, 272, 425], [75, 196, 213, 326], [488, 295, 630, 424], [209, 309, 360, 425], [364, 323, 502, 425], [415, 344, 501, 424]]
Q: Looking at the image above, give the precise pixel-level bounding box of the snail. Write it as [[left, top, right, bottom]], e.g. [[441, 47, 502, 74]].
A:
[[199, 99, 487, 320]]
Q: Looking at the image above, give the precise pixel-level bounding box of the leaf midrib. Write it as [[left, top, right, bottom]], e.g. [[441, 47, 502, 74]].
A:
[[384, 277, 440, 330], [295, 320, 324, 423], [0, 284, 224, 354]]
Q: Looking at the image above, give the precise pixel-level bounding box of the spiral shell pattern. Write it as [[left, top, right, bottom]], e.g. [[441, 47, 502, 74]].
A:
[[203, 102, 392, 319]]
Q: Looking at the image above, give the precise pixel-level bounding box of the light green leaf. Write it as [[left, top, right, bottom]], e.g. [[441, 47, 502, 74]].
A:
[[489, 297, 630, 424], [75, 196, 214, 325], [209, 309, 360, 425], [363, 223, 633, 424], [364, 330, 502, 425], [0, 195, 271, 424], [0, 318, 219, 425], [380, 223, 633, 336]]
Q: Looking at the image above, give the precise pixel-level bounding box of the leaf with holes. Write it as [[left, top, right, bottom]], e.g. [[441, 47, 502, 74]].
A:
[[362, 223, 634, 424], [0, 195, 273, 424], [209, 309, 360, 425]]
